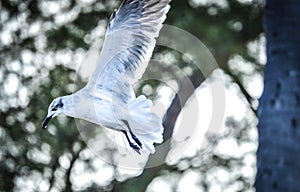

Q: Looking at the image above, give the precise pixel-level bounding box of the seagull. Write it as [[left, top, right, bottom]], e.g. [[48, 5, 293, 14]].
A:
[[42, 0, 171, 154]]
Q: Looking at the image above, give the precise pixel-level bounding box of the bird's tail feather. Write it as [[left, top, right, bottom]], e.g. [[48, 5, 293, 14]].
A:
[[126, 95, 163, 154]]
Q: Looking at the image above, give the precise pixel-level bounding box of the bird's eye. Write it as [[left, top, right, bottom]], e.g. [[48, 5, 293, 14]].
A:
[[51, 107, 58, 111]]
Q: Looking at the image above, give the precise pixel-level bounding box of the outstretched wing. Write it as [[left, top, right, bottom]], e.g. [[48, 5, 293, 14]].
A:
[[86, 0, 171, 103]]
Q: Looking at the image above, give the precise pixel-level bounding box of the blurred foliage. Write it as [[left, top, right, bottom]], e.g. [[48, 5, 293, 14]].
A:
[[0, 0, 263, 191]]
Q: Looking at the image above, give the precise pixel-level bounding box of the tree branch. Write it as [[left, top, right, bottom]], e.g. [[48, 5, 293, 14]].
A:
[[222, 67, 257, 115]]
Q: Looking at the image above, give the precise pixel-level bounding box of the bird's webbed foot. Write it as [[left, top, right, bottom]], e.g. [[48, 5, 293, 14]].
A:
[[121, 130, 141, 155]]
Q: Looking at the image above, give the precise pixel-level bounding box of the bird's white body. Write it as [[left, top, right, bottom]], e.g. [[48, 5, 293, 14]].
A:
[[43, 0, 171, 154], [63, 92, 125, 131], [59, 89, 163, 153]]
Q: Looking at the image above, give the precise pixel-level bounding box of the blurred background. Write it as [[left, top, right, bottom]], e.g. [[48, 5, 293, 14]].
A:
[[0, 0, 264, 191]]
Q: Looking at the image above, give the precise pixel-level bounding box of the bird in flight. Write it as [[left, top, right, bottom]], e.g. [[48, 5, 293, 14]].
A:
[[42, 0, 171, 154]]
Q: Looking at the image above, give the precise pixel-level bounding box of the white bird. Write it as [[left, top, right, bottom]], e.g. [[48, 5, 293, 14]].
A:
[[42, 0, 171, 154]]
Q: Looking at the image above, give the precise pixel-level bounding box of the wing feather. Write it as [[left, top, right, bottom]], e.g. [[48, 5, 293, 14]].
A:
[[86, 0, 171, 103]]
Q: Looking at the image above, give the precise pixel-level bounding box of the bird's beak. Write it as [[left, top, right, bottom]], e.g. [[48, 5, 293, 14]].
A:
[[42, 114, 54, 129]]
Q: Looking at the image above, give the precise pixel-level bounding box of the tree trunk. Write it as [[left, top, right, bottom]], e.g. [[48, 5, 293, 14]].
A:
[[255, 0, 300, 191]]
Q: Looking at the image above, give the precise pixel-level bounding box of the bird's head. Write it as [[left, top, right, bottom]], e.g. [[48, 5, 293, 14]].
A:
[[42, 97, 65, 129]]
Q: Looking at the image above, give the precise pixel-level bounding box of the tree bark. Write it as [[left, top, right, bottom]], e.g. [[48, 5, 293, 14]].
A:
[[255, 0, 300, 191]]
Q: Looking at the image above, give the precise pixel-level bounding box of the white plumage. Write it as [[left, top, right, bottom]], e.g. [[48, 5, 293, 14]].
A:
[[42, 0, 171, 154]]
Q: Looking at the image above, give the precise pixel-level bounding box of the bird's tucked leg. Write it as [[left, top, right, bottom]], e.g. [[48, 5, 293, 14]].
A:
[[122, 120, 142, 148], [121, 130, 141, 155]]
